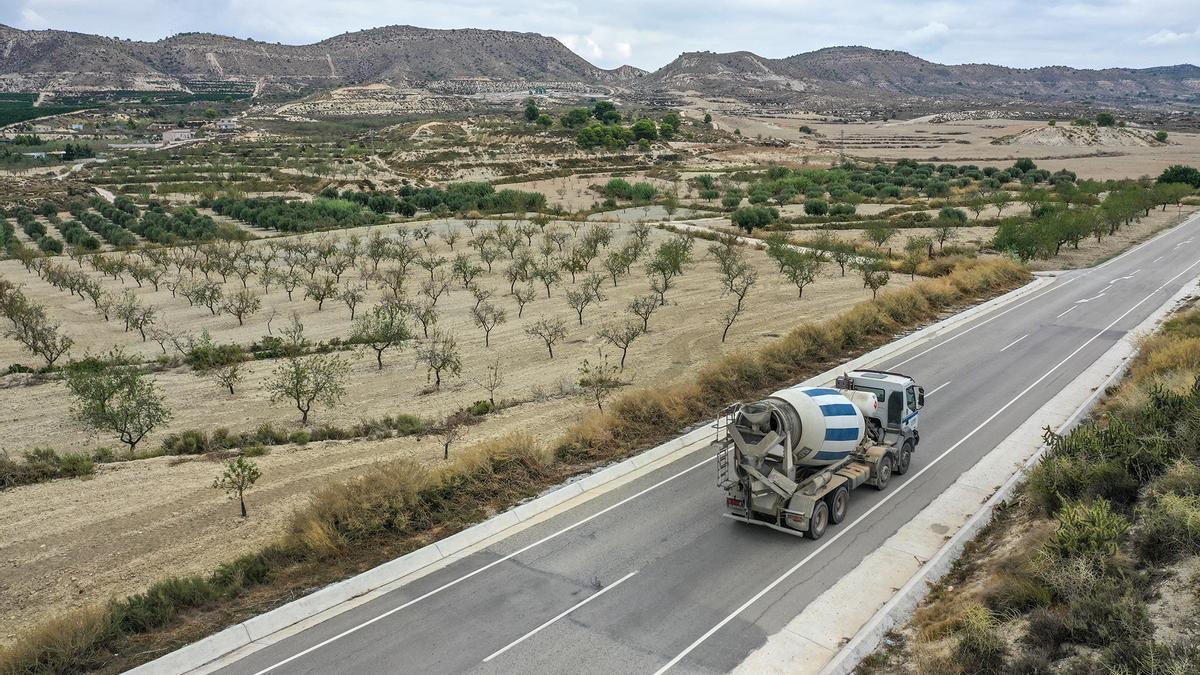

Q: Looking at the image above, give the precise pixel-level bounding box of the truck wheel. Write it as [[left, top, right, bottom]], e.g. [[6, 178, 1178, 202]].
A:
[[896, 441, 914, 476], [806, 501, 830, 540], [875, 455, 894, 490], [828, 486, 850, 524]]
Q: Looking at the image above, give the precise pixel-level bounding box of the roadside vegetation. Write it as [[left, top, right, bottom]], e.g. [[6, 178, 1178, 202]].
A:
[[862, 306, 1200, 674]]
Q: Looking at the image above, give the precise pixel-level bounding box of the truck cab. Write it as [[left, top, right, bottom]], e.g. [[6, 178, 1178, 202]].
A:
[[835, 369, 923, 445]]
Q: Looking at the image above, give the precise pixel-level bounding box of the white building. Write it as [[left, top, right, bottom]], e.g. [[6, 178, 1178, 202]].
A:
[[162, 129, 195, 143], [216, 118, 238, 132]]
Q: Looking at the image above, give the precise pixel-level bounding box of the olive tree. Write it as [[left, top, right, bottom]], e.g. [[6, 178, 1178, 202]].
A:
[[578, 355, 623, 411]]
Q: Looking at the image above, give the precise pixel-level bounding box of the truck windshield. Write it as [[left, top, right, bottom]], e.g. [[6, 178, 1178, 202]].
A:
[[906, 386, 917, 410]]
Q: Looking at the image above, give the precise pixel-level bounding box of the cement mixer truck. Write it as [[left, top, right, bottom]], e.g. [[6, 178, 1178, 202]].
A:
[[716, 369, 924, 539]]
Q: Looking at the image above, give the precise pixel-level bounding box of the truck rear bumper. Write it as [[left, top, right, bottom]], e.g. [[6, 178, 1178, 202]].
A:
[[723, 512, 806, 537]]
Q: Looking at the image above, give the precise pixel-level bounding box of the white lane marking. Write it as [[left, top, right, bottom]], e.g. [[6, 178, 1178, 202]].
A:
[[887, 276, 1075, 370], [925, 381, 951, 397], [1091, 214, 1197, 272], [1056, 306, 1077, 319], [1075, 292, 1106, 304], [1153, 256, 1164, 263], [999, 334, 1028, 352], [482, 571, 638, 663], [653, 257, 1200, 675], [250, 458, 711, 675]]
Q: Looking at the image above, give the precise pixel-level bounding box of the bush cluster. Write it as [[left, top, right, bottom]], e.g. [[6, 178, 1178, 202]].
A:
[[0, 448, 95, 489]]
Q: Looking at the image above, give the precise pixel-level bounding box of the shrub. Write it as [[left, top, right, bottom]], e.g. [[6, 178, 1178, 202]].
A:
[[468, 400, 495, 416], [1046, 499, 1128, 560], [162, 429, 211, 455], [953, 604, 1008, 674], [1061, 576, 1150, 647], [289, 430, 311, 446], [986, 573, 1052, 614], [1134, 492, 1200, 563]]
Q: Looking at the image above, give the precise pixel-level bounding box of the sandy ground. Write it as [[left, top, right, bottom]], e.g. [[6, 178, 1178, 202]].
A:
[[695, 111, 1200, 182], [0, 220, 915, 643]]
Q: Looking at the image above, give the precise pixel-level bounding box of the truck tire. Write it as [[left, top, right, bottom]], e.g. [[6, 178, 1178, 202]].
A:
[[828, 486, 850, 524], [806, 501, 830, 540], [875, 455, 894, 490], [896, 441, 914, 476]]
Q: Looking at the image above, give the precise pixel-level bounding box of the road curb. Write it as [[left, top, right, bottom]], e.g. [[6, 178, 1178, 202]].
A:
[[131, 275, 1048, 675], [816, 274, 1200, 675]]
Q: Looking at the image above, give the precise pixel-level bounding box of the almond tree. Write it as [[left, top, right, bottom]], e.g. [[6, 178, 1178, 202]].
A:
[[525, 316, 568, 358], [721, 266, 757, 342], [340, 283, 366, 320], [304, 275, 338, 310], [213, 457, 260, 518], [221, 288, 261, 325], [512, 284, 537, 317], [628, 294, 659, 332], [267, 341, 350, 424], [598, 320, 645, 369], [476, 357, 504, 407], [350, 302, 413, 370], [471, 300, 507, 347], [417, 329, 463, 390], [64, 349, 170, 451], [578, 354, 623, 411]]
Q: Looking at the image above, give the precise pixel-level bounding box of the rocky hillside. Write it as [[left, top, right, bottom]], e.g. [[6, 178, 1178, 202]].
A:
[[0, 23, 1194, 109], [644, 46, 1200, 107], [0, 24, 640, 94]]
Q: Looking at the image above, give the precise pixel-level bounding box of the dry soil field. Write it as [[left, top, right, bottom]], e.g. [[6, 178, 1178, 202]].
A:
[[0, 218, 915, 642]]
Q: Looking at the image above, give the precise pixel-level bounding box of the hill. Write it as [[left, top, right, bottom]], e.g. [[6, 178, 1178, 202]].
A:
[[0, 24, 639, 95]]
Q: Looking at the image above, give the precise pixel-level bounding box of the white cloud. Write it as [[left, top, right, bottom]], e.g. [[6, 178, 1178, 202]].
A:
[[900, 21, 951, 48], [1142, 27, 1199, 45], [19, 7, 47, 28]]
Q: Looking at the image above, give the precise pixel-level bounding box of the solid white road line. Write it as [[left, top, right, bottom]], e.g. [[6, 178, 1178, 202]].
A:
[[1056, 306, 1077, 319], [925, 381, 951, 398], [482, 571, 639, 663], [999, 334, 1028, 352], [1153, 256, 1164, 263], [249, 458, 711, 675], [652, 257, 1200, 675]]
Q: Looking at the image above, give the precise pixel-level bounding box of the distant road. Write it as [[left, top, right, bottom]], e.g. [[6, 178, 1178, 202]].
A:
[[213, 214, 1200, 675]]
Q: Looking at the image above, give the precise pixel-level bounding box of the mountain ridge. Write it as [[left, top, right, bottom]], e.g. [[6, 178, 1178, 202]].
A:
[[0, 24, 1196, 108]]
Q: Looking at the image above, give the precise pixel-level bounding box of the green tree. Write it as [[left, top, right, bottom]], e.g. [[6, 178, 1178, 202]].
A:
[[1157, 165, 1200, 188], [1096, 112, 1116, 127], [524, 100, 540, 122], [64, 350, 171, 452], [416, 330, 462, 390], [804, 198, 829, 216], [213, 456, 260, 518], [865, 221, 898, 248], [267, 321, 350, 424], [632, 118, 658, 141], [351, 302, 413, 370]]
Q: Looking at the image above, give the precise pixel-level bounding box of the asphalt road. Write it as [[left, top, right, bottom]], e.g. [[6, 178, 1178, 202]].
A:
[[215, 213, 1200, 675]]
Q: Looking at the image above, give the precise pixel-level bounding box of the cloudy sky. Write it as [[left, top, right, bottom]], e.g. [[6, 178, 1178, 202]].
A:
[[3, 0, 1199, 71]]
